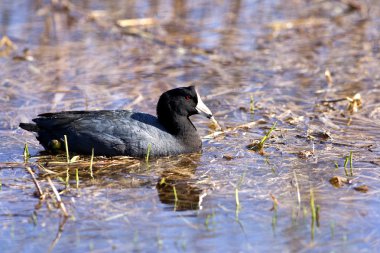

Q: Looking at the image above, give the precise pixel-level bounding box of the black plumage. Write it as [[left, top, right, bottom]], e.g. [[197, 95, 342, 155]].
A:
[[19, 86, 215, 157]]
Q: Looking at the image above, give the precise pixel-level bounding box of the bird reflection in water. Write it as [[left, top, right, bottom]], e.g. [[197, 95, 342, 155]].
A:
[[33, 153, 208, 211], [156, 154, 207, 211]]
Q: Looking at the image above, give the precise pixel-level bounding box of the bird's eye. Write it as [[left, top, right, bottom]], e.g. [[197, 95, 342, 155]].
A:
[[185, 95, 191, 101]]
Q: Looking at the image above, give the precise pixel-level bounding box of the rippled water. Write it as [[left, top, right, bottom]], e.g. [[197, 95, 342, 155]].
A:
[[1, 0, 380, 252]]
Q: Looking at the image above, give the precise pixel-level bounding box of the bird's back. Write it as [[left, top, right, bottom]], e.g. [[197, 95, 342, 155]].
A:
[[23, 110, 200, 157]]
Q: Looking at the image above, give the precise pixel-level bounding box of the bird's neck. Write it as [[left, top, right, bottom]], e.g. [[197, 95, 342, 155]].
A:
[[158, 114, 197, 137], [158, 113, 202, 152]]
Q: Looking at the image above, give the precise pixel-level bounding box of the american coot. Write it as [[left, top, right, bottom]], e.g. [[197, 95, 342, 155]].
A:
[[20, 86, 216, 157]]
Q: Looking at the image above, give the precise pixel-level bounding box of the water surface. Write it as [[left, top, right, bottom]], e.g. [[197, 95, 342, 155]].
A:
[[1, 0, 380, 252]]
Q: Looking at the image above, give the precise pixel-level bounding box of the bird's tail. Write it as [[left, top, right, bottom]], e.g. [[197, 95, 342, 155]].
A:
[[19, 123, 39, 132]]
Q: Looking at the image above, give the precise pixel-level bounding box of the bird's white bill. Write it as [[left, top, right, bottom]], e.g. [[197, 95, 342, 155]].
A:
[[195, 90, 213, 119]]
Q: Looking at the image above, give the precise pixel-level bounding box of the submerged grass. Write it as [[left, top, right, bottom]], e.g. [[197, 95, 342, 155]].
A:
[[343, 156, 349, 176], [204, 211, 215, 231], [310, 189, 316, 222], [30, 211, 38, 226], [330, 221, 335, 239], [310, 188, 319, 240], [250, 95, 255, 114], [270, 194, 278, 233]]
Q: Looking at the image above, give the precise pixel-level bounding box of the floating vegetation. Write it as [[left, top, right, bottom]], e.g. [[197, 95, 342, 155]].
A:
[[306, 129, 331, 141], [208, 117, 222, 131], [0, 35, 16, 57], [116, 18, 156, 27], [267, 17, 327, 31], [70, 156, 80, 163], [222, 154, 234, 160], [346, 93, 362, 114], [203, 121, 257, 140], [329, 176, 352, 188], [0, 35, 16, 50], [353, 185, 369, 193], [298, 150, 313, 159]]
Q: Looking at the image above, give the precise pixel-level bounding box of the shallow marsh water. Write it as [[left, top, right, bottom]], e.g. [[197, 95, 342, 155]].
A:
[[1, 0, 380, 252]]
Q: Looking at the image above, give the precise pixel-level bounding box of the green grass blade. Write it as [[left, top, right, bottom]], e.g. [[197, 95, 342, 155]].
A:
[[23, 143, 30, 163], [343, 156, 349, 176], [64, 135, 70, 164], [173, 185, 178, 211], [310, 188, 316, 241], [259, 122, 277, 146], [75, 168, 79, 189], [173, 185, 178, 202], [145, 144, 152, 163], [235, 188, 240, 208], [349, 151, 353, 176]]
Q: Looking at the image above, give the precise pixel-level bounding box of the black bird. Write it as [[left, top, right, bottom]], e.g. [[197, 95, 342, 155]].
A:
[[19, 86, 217, 157]]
